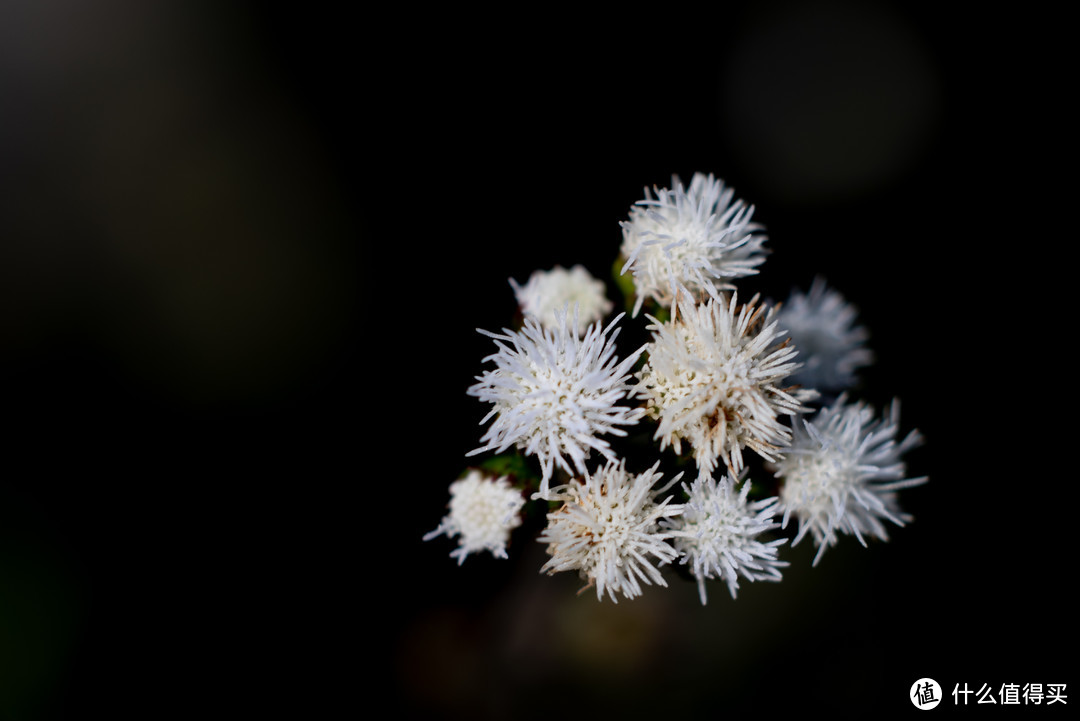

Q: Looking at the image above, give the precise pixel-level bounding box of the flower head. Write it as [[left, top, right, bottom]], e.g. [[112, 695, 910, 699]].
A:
[[773, 395, 926, 565], [665, 476, 788, 604], [424, 471, 526, 564], [636, 293, 811, 480], [539, 459, 684, 602], [620, 173, 767, 319], [776, 277, 873, 393], [510, 265, 613, 331], [467, 307, 645, 499]]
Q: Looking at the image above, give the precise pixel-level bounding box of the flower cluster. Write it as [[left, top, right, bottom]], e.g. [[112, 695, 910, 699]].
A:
[[426, 172, 926, 605]]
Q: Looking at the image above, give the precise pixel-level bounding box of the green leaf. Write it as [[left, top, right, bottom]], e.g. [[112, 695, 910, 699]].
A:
[[478, 452, 537, 484], [611, 255, 637, 313]]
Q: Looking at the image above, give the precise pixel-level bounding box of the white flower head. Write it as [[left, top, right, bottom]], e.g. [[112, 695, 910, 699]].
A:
[[636, 293, 812, 480], [774, 395, 926, 565], [466, 307, 646, 499], [665, 476, 788, 605], [776, 277, 873, 393], [539, 459, 684, 603], [510, 265, 613, 332], [620, 172, 767, 320], [424, 471, 526, 564]]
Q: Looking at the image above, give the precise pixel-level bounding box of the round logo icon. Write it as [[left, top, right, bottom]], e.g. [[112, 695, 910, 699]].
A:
[[910, 678, 942, 709]]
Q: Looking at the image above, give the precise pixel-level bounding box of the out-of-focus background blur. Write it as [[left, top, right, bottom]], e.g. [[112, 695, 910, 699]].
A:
[[1, 1, 1069, 719]]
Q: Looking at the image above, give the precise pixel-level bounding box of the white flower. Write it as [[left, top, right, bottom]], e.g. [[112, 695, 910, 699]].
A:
[[665, 476, 788, 605], [510, 265, 613, 331], [773, 395, 926, 565], [776, 277, 873, 393], [424, 471, 526, 564], [538, 459, 684, 603], [620, 172, 767, 319], [636, 293, 811, 480], [466, 307, 645, 499]]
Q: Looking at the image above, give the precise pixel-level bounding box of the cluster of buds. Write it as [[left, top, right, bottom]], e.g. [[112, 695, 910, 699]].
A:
[[427, 173, 925, 604]]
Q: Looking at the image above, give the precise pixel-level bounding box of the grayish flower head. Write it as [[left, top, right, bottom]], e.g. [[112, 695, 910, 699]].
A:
[[665, 475, 788, 605], [620, 172, 767, 320], [774, 395, 926, 565], [467, 307, 645, 499], [776, 277, 873, 393], [539, 459, 684, 603], [636, 293, 812, 480]]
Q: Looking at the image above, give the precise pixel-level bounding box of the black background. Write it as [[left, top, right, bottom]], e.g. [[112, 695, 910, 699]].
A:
[[1, 1, 1071, 719]]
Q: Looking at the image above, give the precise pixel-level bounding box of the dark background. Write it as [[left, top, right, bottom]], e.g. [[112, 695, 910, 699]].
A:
[[1, 1, 1070, 719]]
